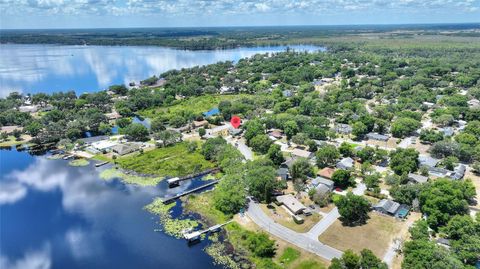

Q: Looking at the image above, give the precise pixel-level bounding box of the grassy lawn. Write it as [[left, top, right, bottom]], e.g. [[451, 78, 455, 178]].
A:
[[318, 213, 403, 257], [0, 135, 32, 147], [139, 94, 251, 118], [260, 203, 321, 233], [182, 191, 230, 224], [116, 142, 215, 177]]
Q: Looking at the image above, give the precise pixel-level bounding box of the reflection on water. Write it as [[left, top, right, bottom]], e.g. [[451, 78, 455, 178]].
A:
[[0, 148, 220, 269], [0, 44, 322, 96]]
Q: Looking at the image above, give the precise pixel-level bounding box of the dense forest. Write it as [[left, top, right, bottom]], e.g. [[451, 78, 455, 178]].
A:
[[1, 24, 479, 50]]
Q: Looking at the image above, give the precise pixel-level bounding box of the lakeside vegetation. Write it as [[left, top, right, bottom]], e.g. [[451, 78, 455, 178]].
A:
[[116, 142, 215, 177], [99, 167, 163, 186]]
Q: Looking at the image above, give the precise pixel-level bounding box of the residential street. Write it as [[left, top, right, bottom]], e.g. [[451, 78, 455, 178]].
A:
[[246, 200, 343, 260], [226, 137, 253, 160]]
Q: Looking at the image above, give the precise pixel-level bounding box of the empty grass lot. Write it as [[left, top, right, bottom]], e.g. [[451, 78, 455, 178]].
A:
[[116, 142, 215, 177], [318, 213, 403, 257]]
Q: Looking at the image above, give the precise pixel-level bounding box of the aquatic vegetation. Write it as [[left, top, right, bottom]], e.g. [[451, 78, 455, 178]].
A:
[[145, 198, 199, 238], [47, 154, 63, 160], [100, 167, 163, 186], [205, 234, 240, 269], [68, 159, 90, 166]]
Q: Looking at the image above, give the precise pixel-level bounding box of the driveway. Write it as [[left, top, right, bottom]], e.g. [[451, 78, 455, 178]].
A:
[[398, 137, 412, 149], [246, 200, 342, 260], [226, 137, 253, 160], [304, 207, 340, 240]]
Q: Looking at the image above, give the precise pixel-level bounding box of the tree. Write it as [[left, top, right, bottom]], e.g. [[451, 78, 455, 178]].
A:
[[124, 123, 149, 141], [245, 160, 278, 203], [99, 122, 112, 135], [356, 146, 376, 163], [244, 119, 264, 144], [409, 220, 430, 240], [24, 120, 43, 137], [283, 120, 298, 140], [331, 169, 355, 189], [329, 249, 387, 269], [201, 137, 227, 160], [352, 121, 368, 139], [389, 148, 419, 175], [246, 232, 276, 258], [419, 129, 443, 144], [213, 174, 246, 215], [116, 117, 132, 128], [267, 144, 284, 165], [316, 144, 340, 168], [339, 142, 354, 157], [441, 156, 458, 170], [335, 192, 371, 225], [290, 158, 314, 181], [154, 130, 181, 147], [419, 179, 476, 230], [364, 173, 381, 191], [198, 127, 206, 138], [250, 134, 273, 154], [391, 117, 420, 138], [169, 115, 186, 128], [151, 118, 166, 133], [402, 239, 464, 269]]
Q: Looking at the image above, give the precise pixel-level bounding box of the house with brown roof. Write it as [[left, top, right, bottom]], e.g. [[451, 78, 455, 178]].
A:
[[317, 167, 335, 180]]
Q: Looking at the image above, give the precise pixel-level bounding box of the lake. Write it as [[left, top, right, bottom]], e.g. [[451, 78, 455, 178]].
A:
[[0, 44, 322, 97], [0, 147, 222, 269]]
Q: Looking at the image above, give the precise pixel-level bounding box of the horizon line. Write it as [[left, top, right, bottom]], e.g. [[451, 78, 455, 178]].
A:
[[1, 21, 479, 31]]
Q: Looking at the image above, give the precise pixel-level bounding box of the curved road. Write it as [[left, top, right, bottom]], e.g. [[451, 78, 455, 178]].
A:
[[246, 200, 342, 260]]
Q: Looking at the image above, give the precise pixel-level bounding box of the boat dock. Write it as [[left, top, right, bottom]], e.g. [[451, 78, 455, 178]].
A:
[[183, 220, 233, 242], [167, 168, 220, 187], [161, 180, 219, 204], [95, 161, 110, 167]]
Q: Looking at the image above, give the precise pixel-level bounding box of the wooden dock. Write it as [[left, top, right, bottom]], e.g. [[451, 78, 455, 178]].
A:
[[95, 161, 110, 167], [183, 220, 233, 242], [161, 180, 219, 204], [167, 168, 220, 187]]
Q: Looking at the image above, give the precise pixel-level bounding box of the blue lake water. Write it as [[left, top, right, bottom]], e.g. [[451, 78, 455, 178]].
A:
[[0, 147, 221, 269], [0, 44, 322, 97]]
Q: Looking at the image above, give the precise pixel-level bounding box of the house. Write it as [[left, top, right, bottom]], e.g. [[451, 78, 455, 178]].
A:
[[228, 127, 243, 136], [408, 173, 428, 184], [337, 157, 354, 170], [468, 99, 480, 108], [105, 111, 122, 120], [79, 135, 109, 145], [366, 132, 389, 142], [268, 129, 283, 139], [418, 155, 440, 168], [373, 199, 400, 216], [422, 102, 435, 108], [277, 168, 289, 180], [111, 143, 140, 156], [450, 164, 466, 180], [428, 166, 451, 177], [282, 90, 293, 97], [207, 124, 230, 137], [291, 148, 313, 159], [436, 238, 451, 248], [281, 157, 298, 169], [203, 108, 220, 117], [315, 184, 331, 197], [276, 194, 307, 215], [91, 140, 117, 151], [192, 120, 208, 129], [440, 127, 454, 137], [220, 86, 235, 94], [18, 105, 38, 113], [0, 125, 23, 134], [334, 124, 352, 135], [317, 167, 335, 180], [311, 177, 334, 190]]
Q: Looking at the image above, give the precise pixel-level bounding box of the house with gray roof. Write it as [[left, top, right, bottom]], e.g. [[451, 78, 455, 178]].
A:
[[419, 155, 440, 168], [277, 168, 289, 181], [315, 184, 331, 197], [337, 157, 354, 170], [408, 173, 429, 184], [373, 199, 400, 216], [366, 132, 389, 142], [276, 194, 306, 215], [334, 124, 352, 135], [450, 164, 466, 180], [111, 143, 140, 156], [311, 177, 334, 190]]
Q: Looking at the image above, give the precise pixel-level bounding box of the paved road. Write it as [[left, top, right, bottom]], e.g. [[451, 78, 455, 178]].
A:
[[246, 200, 343, 260], [226, 137, 253, 160], [305, 207, 340, 240]]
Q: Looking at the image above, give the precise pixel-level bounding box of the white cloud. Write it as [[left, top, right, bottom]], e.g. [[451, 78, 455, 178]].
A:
[[0, 243, 51, 269], [0, 181, 27, 205]]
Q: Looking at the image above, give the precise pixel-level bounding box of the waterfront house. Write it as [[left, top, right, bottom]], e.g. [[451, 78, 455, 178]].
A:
[[111, 143, 140, 156]]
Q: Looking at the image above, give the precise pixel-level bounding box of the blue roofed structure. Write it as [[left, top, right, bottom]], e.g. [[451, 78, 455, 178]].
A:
[[203, 108, 220, 117]]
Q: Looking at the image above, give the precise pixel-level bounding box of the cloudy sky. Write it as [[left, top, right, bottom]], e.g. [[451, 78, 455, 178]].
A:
[[0, 0, 479, 29]]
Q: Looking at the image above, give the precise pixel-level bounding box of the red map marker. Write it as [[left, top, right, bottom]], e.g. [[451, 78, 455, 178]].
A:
[[230, 116, 241, 129]]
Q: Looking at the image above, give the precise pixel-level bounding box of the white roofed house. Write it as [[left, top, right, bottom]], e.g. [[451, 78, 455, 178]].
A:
[[276, 194, 307, 215]]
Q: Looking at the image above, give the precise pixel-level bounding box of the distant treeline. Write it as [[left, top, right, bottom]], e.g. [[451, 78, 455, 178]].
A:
[[1, 24, 479, 50]]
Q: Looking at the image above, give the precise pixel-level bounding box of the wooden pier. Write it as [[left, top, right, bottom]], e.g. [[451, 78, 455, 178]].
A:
[[95, 161, 110, 167], [167, 168, 220, 187], [161, 180, 219, 204], [183, 220, 233, 242]]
